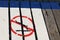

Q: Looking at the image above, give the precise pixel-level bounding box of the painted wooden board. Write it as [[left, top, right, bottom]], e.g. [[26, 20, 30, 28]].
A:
[[10, 8, 49, 40], [0, 7, 49, 40], [0, 8, 9, 40]]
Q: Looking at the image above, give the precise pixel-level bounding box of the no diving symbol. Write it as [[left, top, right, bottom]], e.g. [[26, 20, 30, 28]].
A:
[[10, 15, 34, 37]]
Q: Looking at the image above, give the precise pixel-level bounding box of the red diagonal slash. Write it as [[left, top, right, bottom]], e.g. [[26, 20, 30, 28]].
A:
[[10, 15, 34, 37]]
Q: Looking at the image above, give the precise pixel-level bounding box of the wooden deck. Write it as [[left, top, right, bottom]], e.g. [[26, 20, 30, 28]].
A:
[[42, 9, 60, 40]]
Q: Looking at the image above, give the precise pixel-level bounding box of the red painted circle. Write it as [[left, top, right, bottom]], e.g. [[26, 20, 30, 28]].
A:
[[10, 15, 34, 37]]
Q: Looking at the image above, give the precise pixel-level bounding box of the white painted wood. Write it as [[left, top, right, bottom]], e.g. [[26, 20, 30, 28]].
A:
[[10, 8, 22, 40], [0, 8, 9, 40], [0, 8, 49, 40], [31, 8, 49, 40], [21, 8, 35, 40]]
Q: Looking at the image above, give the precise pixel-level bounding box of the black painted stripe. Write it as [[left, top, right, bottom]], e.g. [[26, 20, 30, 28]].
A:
[[29, 1, 38, 40], [8, 0, 11, 40], [19, 1, 25, 40]]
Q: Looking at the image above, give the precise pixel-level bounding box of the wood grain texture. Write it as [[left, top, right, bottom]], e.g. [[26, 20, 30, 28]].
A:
[[42, 9, 60, 40], [52, 9, 60, 34]]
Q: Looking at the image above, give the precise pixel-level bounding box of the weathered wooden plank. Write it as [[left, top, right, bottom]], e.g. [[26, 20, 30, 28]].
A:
[[42, 9, 60, 40], [52, 9, 60, 34]]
